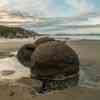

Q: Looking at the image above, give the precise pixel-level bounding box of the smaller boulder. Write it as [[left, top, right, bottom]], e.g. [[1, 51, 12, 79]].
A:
[[17, 37, 55, 67], [17, 44, 35, 67]]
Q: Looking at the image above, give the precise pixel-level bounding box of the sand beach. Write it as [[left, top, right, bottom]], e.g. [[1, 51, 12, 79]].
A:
[[0, 38, 99, 100]]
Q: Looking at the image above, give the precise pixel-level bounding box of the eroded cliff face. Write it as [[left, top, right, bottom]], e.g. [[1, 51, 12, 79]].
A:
[[0, 25, 38, 38]]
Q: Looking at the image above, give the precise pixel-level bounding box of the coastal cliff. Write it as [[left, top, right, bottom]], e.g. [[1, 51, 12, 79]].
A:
[[0, 25, 38, 38]]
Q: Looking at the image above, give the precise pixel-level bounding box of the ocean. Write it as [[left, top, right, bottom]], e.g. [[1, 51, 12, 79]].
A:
[[22, 17, 100, 40], [0, 18, 99, 89], [1, 17, 100, 40]]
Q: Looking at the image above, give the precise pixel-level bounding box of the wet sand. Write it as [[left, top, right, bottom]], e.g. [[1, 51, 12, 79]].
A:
[[0, 80, 100, 100], [68, 40, 100, 85], [0, 39, 99, 100], [68, 40, 100, 66]]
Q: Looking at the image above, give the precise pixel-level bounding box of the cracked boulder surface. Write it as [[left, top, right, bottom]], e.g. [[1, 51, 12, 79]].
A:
[[34, 37, 55, 47], [31, 41, 79, 79]]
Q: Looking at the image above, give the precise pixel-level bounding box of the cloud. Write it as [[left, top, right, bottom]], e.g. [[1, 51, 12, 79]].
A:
[[0, 0, 100, 34], [0, 0, 9, 11], [65, 0, 94, 15], [12, 0, 95, 17], [0, 0, 50, 16], [0, 0, 7, 7], [0, 0, 96, 17], [0, 0, 99, 20], [7, 0, 51, 17]]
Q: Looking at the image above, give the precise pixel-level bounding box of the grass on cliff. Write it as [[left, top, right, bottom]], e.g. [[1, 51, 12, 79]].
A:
[[0, 25, 33, 38]]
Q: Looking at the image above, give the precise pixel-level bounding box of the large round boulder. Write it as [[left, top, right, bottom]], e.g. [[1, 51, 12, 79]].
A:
[[17, 43, 35, 67], [31, 41, 79, 79]]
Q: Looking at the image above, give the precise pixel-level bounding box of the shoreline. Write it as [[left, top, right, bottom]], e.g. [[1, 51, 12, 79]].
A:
[[0, 38, 99, 99], [0, 80, 100, 100]]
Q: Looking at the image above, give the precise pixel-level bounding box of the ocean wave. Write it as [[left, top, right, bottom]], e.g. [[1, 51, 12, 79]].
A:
[[0, 57, 30, 80]]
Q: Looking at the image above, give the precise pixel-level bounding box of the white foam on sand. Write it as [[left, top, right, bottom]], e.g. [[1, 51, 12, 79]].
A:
[[79, 69, 100, 89], [0, 57, 31, 80]]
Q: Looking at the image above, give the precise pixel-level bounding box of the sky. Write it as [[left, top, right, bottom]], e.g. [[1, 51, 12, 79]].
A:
[[0, 0, 100, 26], [0, 0, 99, 17]]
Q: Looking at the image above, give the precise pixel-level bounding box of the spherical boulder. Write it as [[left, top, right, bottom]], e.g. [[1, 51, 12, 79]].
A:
[[17, 43, 35, 67], [31, 41, 79, 79], [34, 37, 55, 46]]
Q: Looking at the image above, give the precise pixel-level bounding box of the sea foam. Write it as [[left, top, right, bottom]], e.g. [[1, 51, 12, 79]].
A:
[[0, 57, 30, 80]]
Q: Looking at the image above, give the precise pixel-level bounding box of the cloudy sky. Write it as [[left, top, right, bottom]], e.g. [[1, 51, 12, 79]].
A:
[[0, 0, 100, 26], [0, 0, 99, 17]]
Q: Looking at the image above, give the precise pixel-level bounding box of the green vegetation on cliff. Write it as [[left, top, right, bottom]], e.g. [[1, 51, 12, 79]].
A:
[[0, 25, 38, 38]]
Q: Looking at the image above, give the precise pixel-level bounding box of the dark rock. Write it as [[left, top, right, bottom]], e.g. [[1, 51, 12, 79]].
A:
[[16, 37, 55, 67], [16, 39, 79, 92], [9, 91, 15, 96], [17, 44, 35, 67], [31, 41, 79, 79], [34, 37, 55, 46]]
